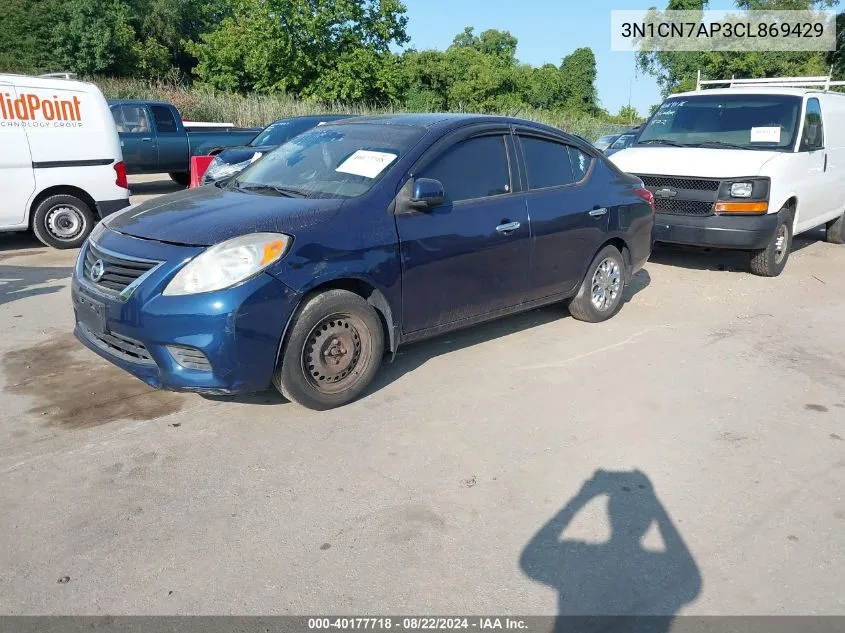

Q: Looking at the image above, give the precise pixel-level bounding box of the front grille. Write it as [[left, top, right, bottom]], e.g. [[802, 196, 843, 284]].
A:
[[639, 175, 720, 192], [654, 199, 714, 216], [79, 324, 155, 365], [84, 242, 160, 293]]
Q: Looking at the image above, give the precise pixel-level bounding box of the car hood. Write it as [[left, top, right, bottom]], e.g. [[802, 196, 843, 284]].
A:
[[105, 186, 344, 246], [609, 147, 784, 178], [214, 145, 276, 165]]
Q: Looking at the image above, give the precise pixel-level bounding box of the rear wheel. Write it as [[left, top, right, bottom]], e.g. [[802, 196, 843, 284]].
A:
[[567, 245, 627, 323], [31, 194, 95, 249], [825, 211, 845, 245], [169, 171, 190, 187], [273, 289, 384, 410], [749, 209, 792, 277]]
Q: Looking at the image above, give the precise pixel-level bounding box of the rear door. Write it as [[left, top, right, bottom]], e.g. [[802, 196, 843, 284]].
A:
[[0, 82, 36, 226], [396, 130, 531, 334], [149, 104, 189, 173], [516, 132, 605, 298], [112, 104, 157, 171]]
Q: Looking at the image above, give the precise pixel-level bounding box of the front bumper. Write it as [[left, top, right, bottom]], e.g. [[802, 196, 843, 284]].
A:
[[71, 229, 300, 394], [652, 212, 778, 250]]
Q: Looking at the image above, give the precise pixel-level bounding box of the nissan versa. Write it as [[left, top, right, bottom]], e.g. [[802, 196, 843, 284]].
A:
[[72, 114, 655, 410]]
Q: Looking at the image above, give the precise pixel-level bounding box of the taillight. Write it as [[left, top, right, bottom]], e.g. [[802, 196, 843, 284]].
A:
[[114, 160, 128, 189], [635, 186, 655, 213]]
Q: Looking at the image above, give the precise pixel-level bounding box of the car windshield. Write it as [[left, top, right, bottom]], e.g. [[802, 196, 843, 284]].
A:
[[231, 123, 425, 199], [594, 135, 617, 150], [609, 133, 637, 150], [249, 120, 314, 147], [638, 94, 802, 150]]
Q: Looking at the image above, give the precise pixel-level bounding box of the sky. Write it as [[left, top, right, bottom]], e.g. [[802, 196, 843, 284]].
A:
[[401, 0, 736, 116]]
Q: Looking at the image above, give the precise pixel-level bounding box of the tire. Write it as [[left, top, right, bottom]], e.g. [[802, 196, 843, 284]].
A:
[[31, 194, 96, 249], [273, 289, 385, 410], [169, 171, 190, 187], [749, 208, 792, 277], [566, 245, 627, 323], [825, 212, 845, 245]]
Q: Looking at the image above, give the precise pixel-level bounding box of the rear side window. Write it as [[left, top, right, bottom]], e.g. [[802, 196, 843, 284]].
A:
[[519, 136, 575, 189], [150, 105, 177, 133], [113, 105, 151, 134], [568, 146, 593, 181], [417, 135, 510, 203]]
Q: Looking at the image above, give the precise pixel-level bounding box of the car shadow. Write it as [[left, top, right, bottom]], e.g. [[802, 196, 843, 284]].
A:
[[651, 227, 827, 273], [520, 469, 702, 633], [0, 232, 47, 254], [0, 264, 74, 307], [369, 268, 651, 396], [129, 177, 184, 197]]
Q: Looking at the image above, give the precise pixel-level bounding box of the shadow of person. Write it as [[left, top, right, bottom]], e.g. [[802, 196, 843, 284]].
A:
[[520, 470, 701, 633]]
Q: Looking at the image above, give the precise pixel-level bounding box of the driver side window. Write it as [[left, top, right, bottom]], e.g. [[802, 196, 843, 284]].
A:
[[416, 135, 511, 204], [800, 98, 824, 151]]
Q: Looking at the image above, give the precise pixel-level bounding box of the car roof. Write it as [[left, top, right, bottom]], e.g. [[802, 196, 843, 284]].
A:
[[108, 99, 173, 107], [327, 112, 578, 140]]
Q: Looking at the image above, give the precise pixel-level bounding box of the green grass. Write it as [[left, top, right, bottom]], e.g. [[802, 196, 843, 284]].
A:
[[94, 76, 635, 141]]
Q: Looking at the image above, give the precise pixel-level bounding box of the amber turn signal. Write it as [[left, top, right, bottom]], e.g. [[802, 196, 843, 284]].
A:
[[714, 201, 768, 214]]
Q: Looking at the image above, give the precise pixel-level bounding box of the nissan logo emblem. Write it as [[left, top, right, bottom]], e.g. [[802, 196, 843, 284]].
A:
[[91, 259, 105, 282]]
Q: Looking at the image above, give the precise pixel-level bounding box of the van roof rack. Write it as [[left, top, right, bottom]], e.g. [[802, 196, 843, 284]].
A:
[[38, 72, 78, 80], [696, 69, 845, 91]]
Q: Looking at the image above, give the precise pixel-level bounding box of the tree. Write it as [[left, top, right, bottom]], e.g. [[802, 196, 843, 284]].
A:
[[638, 0, 835, 96], [190, 0, 409, 100], [560, 47, 599, 113], [618, 104, 640, 123], [0, 0, 61, 73], [828, 11, 845, 79], [51, 0, 139, 76]]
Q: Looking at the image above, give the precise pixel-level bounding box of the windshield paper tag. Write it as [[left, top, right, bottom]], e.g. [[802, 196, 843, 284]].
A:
[[336, 150, 397, 178], [750, 127, 781, 143]]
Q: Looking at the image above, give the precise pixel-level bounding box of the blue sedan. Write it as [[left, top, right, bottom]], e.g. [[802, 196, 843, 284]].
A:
[[72, 114, 655, 410]]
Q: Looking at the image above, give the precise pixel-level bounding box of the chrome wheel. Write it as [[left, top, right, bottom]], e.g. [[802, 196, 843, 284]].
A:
[[302, 313, 373, 395], [774, 224, 789, 264], [45, 205, 86, 241], [591, 257, 621, 311]]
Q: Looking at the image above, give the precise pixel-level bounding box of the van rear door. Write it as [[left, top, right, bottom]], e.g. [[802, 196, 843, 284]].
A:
[[0, 82, 36, 226]]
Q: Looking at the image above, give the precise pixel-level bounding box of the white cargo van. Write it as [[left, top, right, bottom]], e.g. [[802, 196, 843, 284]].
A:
[[0, 73, 129, 249], [611, 75, 845, 276]]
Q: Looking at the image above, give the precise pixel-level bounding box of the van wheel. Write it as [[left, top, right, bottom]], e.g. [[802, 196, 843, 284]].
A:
[[749, 210, 792, 277], [169, 172, 190, 187], [566, 245, 627, 323], [825, 212, 845, 244], [31, 194, 95, 249], [273, 289, 384, 410]]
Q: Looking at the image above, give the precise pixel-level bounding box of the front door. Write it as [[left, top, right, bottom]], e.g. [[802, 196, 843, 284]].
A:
[[112, 104, 157, 172], [0, 83, 36, 226], [396, 133, 531, 334]]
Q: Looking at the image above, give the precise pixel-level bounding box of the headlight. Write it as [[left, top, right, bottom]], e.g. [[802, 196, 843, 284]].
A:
[[203, 155, 260, 183], [162, 233, 292, 296], [730, 182, 753, 198]]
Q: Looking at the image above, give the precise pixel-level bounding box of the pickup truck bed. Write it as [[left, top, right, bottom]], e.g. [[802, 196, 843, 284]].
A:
[[109, 99, 261, 184]]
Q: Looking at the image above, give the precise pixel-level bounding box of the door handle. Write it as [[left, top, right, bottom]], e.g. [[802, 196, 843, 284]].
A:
[[824, 153, 828, 172], [589, 207, 608, 217], [496, 221, 521, 234], [141, 137, 152, 142]]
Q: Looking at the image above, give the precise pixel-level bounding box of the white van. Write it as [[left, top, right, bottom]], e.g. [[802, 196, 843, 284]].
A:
[[0, 73, 129, 249], [610, 76, 845, 276]]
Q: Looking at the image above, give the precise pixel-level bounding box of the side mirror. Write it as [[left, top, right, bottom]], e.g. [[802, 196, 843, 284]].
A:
[[411, 178, 445, 207]]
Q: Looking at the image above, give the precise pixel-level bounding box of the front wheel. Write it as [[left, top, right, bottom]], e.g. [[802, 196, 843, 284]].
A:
[[749, 210, 792, 277], [273, 289, 384, 410], [169, 171, 190, 187], [31, 194, 96, 249], [566, 245, 627, 323]]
